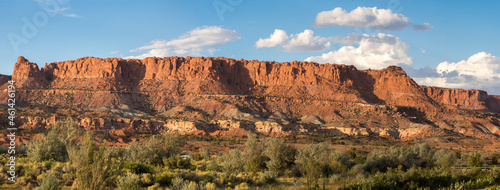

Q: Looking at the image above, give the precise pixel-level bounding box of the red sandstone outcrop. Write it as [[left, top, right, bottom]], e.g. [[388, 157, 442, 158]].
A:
[[422, 86, 499, 113], [2, 56, 500, 141], [9, 56, 499, 113]]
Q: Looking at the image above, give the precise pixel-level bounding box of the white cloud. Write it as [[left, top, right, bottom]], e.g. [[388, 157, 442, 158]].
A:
[[34, 0, 81, 18], [127, 26, 240, 59], [110, 51, 119, 54], [312, 7, 432, 31], [305, 33, 413, 70], [255, 29, 288, 48], [255, 29, 330, 52], [413, 52, 500, 94], [413, 22, 433, 31]]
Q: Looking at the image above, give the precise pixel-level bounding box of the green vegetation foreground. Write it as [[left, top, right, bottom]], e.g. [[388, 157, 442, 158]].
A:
[[1, 120, 500, 190]]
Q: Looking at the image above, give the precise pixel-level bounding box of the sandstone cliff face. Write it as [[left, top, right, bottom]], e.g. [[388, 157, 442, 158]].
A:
[[10, 56, 439, 107], [11, 56, 500, 113], [4, 56, 500, 140], [12, 56, 47, 88], [422, 86, 495, 112]]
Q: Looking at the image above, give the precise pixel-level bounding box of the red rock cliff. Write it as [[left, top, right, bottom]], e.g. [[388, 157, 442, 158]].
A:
[[9, 56, 500, 113]]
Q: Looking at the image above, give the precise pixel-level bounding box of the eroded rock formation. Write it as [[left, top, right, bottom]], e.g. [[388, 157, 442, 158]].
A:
[[1, 56, 499, 140]]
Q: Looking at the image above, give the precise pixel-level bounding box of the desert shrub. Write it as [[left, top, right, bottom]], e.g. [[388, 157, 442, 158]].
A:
[[262, 138, 297, 174], [201, 148, 210, 160], [219, 149, 244, 174], [35, 173, 61, 190], [127, 134, 186, 165], [295, 142, 349, 188], [147, 183, 162, 190], [235, 182, 249, 190], [206, 160, 219, 172], [27, 130, 68, 162], [51, 119, 82, 145], [141, 173, 154, 186], [345, 150, 357, 159], [469, 152, 483, 167], [164, 154, 192, 169], [171, 177, 202, 190], [116, 173, 141, 190], [69, 133, 119, 190], [433, 148, 457, 169], [205, 182, 216, 190], [154, 170, 178, 186], [259, 171, 278, 184], [218, 149, 245, 175], [362, 143, 435, 173], [491, 154, 498, 165], [244, 133, 265, 172], [105, 147, 128, 159], [123, 162, 153, 174], [354, 155, 367, 163]]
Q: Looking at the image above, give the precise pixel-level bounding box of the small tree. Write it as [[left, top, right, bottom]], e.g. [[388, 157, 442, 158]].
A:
[[434, 148, 457, 169], [126, 133, 186, 165], [263, 138, 297, 174], [295, 142, 347, 189], [244, 133, 265, 172], [469, 152, 483, 167], [218, 149, 244, 175], [70, 133, 119, 190], [27, 130, 68, 162]]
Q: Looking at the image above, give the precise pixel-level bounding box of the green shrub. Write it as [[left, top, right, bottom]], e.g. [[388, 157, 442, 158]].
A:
[[263, 138, 297, 174], [27, 130, 68, 162], [116, 173, 141, 190], [141, 173, 154, 186], [164, 154, 192, 169], [235, 182, 249, 190], [218, 149, 244, 175], [206, 160, 219, 172], [259, 171, 278, 184], [35, 173, 61, 190], [69, 133, 119, 190], [154, 170, 178, 186], [171, 177, 201, 190], [469, 152, 483, 167], [123, 162, 153, 174], [244, 133, 265, 172], [434, 148, 457, 169], [127, 134, 186, 166], [147, 183, 162, 190], [491, 154, 498, 165], [363, 143, 434, 173]]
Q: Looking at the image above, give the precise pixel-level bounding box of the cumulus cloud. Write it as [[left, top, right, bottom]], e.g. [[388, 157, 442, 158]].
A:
[[255, 29, 289, 48], [305, 33, 413, 70], [312, 7, 432, 31], [413, 52, 500, 94], [127, 26, 240, 59], [255, 29, 331, 52]]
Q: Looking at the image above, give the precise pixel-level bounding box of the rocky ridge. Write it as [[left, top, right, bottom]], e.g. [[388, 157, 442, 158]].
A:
[[1, 56, 500, 140]]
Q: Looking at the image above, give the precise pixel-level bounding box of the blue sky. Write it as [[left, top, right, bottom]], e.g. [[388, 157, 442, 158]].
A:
[[1, 0, 499, 94]]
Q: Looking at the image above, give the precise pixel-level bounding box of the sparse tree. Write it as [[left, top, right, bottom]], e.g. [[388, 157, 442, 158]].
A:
[[263, 138, 297, 174], [218, 149, 245, 175], [469, 152, 483, 167], [244, 133, 265, 172]]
